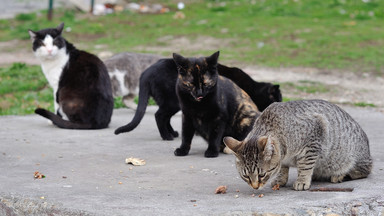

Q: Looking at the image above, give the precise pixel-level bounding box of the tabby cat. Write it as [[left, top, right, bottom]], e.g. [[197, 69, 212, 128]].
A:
[[224, 99, 372, 190], [104, 52, 162, 109], [173, 51, 259, 157], [29, 23, 114, 129], [114, 54, 281, 140]]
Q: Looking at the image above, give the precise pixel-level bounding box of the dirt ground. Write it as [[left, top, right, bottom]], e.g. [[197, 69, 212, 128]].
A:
[[1, 37, 383, 113]]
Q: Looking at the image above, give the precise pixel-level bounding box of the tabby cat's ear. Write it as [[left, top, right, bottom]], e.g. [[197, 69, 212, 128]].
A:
[[28, 30, 36, 41], [56, 22, 65, 34], [223, 136, 243, 154], [206, 51, 220, 66], [173, 53, 189, 73], [258, 135, 275, 161]]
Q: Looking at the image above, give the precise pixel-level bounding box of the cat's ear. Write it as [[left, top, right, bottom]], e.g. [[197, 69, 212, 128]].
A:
[[28, 30, 36, 41], [56, 22, 65, 34], [223, 136, 243, 154], [258, 135, 275, 161], [173, 53, 189, 73], [206, 51, 220, 66]]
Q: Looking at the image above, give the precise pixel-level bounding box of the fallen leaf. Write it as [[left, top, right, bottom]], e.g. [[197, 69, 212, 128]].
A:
[[215, 185, 227, 194], [125, 157, 146, 166]]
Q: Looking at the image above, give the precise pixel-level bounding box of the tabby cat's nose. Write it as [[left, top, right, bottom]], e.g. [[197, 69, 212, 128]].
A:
[[251, 182, 259, 189]]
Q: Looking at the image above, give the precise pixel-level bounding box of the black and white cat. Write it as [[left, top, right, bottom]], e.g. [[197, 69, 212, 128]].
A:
[[29, 23, 114, 129]]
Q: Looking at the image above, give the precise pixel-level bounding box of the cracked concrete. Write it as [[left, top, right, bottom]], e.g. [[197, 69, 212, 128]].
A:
[[0, 106, 383, 215]]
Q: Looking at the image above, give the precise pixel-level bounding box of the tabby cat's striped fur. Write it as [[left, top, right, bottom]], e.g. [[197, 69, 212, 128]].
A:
[[224, 99, 372, 191]]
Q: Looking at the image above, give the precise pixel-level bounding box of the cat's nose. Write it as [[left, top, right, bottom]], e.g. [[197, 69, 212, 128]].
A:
[[196, 89, 203, 96], [250, 182, 260, 189], [250, 181, 264, 189]]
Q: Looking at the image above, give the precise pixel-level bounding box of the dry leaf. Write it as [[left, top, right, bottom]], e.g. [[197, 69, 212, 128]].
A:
[[125, 157, 146, 166], [215, 185, 227, 194]]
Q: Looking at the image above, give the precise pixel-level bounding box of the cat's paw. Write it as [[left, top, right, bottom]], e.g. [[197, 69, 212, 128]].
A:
[[161, 135, 174, 141], [293, 180, 311, 191], [172, 131, 179, 138], [174, 148, 189, 156], [331, 175, 345, 183], [271, 179, 287, 187], [204, 149, 219, 158]]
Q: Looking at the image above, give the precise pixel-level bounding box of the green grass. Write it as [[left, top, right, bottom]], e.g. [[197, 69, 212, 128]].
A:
[[279, 80, 332, 95], [0, 63, 52, 115], [354, 102, 376, 107], [0, 0, 383, 115]]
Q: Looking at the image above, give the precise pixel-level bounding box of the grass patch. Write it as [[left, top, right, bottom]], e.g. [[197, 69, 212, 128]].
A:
[[279, 81, 331, 95], [354, 102, 375, 107], [0, 63, 52, 115], [0, 0, 383, 115]]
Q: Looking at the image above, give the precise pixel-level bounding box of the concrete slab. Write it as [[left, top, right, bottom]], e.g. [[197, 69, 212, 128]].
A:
[[0, 106, 383, 215]]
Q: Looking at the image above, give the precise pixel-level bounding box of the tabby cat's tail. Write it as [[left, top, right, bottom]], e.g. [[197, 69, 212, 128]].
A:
[[114, 78, 150, 135], [35, 108, 93, 129]]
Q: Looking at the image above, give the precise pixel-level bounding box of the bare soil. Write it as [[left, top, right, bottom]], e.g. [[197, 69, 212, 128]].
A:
[[2, 37, 383, 113]]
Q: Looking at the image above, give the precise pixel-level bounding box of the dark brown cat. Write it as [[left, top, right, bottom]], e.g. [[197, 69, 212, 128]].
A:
[[173, 51, 260, 157]]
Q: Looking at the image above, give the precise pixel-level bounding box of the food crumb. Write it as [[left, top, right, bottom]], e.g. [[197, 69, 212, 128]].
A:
[[251, 194, 256, 197], [125, 157, 146, 166], [34, 171, 45, 179], [215, 185, 227, 194], [272, 184, 280, 191], [258, 194, 264, 198]]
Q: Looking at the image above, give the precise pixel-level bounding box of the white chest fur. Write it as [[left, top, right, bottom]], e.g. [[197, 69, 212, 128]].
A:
[[34, 36, 69, 112]]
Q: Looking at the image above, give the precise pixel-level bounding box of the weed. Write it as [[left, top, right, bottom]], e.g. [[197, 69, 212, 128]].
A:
[[354, 102, 375, 107]]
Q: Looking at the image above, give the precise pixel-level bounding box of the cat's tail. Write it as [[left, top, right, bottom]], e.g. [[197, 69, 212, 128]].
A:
[[114, 77, 150, 135], [35, 108, 93, 129]]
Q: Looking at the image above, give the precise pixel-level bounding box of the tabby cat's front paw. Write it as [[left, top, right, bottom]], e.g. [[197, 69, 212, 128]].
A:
[[204, 149, 219, 158], [271, 179, 287, 188], [293, 180, 311, 191], [174, 148, 189, 156]]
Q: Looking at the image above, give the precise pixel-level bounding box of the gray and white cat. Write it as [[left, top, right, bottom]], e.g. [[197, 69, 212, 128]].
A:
[[224, 99, 372, 191], [104, 52, 162, 109]]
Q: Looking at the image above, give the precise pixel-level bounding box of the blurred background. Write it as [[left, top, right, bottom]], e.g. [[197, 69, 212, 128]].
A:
[[0, 0, 383, 115]]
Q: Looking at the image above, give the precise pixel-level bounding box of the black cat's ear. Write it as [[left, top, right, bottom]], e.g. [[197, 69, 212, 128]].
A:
[[28, 30, 36, 41], [270, 84, 282, 102], [206, 51, 220, 65], [56, 22, 65, 34], [223, 136, 243, 154], [173, 53, 189, 73]]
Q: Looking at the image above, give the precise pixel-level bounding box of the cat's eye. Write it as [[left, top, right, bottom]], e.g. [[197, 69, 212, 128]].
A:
[[259, 173, 266, 178]]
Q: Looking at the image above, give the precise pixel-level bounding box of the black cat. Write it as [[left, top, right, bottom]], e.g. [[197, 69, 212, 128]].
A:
[[115, 53, 281, 140], [29, 23, 114, 129], [217, 64, 281, 111], [173, 51, 259, 157]]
